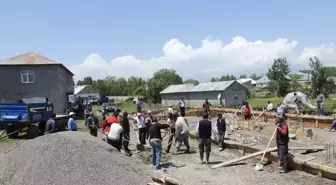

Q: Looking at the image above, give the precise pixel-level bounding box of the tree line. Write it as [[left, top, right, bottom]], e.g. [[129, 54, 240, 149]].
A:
[[76, 56, 336, 102]]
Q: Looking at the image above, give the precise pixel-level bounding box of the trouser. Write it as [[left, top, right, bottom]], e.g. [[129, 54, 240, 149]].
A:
[[199, 138, 211, 154], [150, 139, 162, 168], [295, 104, 301, 115], [180, 107, 185, 117], [107, 137, 122, 152], [89, 127, 97, 137], [176, 133, 190, 151], [84, 114, 89, 127], [244, 114, 251, 120], [317, 102, 323, 115], [139, 128, 147, 144], [217, 131, 225, 148], [329, 120, 336, 131], [277, 143, 288, 171], [166, 129, 175, 152], [146, 126, 150, 140], [123, 132, 130, 151]]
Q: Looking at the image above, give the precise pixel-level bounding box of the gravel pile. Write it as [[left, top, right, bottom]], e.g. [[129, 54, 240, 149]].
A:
[[0, 132, 151, 185]]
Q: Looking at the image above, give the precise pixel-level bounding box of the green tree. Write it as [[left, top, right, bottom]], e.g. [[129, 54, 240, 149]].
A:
[[76, 76, 94, 85], [147, 69, 183, 103], [250, 73, 262, 81], [267, 58, 291, 96], [184, 79, 199, 85], [324, 79, 336, 95], [239, 74, 247, 79], [309, 56, 328, 95]]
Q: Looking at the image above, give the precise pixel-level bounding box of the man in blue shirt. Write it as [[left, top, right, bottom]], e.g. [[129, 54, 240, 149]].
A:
[[67, 112, 77, 131]]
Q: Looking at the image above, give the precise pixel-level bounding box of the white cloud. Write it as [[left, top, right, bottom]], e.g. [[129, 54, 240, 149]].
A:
[[68, 36, 336, 82]]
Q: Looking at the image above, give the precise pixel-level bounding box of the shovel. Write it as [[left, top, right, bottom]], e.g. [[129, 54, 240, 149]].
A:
[[255, 126, 277, 171]]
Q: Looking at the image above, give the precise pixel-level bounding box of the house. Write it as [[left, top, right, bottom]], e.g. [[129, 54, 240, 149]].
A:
[[160, 80, 247, 107], [256, 76, 270, 87], [0, 52, 74, 113], [237, 78, 257, 87], [292, 72, 311, 84]]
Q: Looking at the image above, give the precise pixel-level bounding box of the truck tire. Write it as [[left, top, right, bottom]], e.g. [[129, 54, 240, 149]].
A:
[[27, 125, 39, 139], [7, 124, 20, 139]]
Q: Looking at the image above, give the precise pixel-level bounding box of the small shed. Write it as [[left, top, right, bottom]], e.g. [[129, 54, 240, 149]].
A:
[[160, 80, 247, 107]]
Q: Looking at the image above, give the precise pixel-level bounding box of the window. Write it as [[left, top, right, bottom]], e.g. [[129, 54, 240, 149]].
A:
[[21, 70, 35, 84]]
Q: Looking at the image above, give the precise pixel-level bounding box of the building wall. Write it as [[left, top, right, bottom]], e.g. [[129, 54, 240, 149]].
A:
[[161, 82, 246, 107], [256, 82, 268, 87], [0, 65, 74, 113]]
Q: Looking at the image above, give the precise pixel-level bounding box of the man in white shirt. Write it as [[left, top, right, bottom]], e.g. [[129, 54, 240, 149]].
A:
[[134, 112, 147, 145], [175, 115, 190, 154], [179, 97, 186, 117], [263, 101, 273, 123], [107, 122, 124, 151]]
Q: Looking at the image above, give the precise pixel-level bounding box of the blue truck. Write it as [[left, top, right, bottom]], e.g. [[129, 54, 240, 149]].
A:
[[0, 102, 70, 139]]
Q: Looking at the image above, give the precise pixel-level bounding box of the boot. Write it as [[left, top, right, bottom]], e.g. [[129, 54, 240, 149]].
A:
[[184, 146, 190, 154], [199, 152, 204, 164], [205, 153, 210, 164]]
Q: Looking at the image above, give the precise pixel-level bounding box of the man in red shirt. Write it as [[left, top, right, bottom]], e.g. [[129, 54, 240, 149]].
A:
[[101, 109, 121, 134], [275, 111, 289, 173]]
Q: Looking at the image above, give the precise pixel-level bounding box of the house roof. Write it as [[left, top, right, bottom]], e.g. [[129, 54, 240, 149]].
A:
[[256, 76, 270, 84], [0, 52, 74, 75], [237, 78, 256, 85], [160, 80, 236, 94], [74, 85, 88, 94]]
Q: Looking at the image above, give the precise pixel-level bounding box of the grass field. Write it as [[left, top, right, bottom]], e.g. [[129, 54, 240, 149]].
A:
[[248, 97, 336, 109]]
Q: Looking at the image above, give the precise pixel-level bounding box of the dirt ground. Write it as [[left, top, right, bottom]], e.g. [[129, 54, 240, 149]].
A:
[[1, 117, 335, 185]]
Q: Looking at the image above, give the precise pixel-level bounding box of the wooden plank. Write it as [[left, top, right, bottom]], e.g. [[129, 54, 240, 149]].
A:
[[289, 146, 325, 151], [211, 147, 278, 169]]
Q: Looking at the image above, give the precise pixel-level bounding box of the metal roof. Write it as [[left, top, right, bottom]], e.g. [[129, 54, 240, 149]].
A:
[[160, 84, 195, 94], [0, 52, 74, 75], [74, 85, 88, 94], [237, 78, 256, 85], [160, 80, 236, 94], [256, 76, 270, 84]]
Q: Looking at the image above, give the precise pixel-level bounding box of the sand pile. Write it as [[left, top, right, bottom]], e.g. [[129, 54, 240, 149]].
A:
[[0, 132, 151, 185]]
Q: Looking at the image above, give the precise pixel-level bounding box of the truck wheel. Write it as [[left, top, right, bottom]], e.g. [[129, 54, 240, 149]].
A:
[[7, 125, 20, 139], [27, 125, 39, 139]]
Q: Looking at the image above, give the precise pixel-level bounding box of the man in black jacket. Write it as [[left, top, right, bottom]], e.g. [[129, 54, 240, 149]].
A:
[[216, 113, 226, 151], [275, 112, 289, 173], [120, 112, 131, 153], [195, 113, 212, 164]]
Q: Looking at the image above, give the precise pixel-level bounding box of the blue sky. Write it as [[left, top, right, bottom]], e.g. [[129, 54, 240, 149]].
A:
[[0, 0, 335, 80]]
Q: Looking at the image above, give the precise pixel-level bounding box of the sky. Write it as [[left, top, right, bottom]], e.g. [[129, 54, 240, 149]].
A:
[[0, 0, 336, 82]]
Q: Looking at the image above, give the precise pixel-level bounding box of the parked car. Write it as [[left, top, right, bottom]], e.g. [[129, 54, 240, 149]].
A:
[[102, 102, 115, 113]]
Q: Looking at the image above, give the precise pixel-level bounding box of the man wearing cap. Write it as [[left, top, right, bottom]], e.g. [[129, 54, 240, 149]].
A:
[[275, 112, 289, 173], [67, 112, 77, 131], [87, 112, 99, 137], [101, 109, 120, 135], [195, 113, 212, 164], [216, 113, 226, 151], [135, 112, 147, 144]]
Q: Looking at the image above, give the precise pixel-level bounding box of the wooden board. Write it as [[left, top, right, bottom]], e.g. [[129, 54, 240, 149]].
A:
[[211, 147, 278, 169]]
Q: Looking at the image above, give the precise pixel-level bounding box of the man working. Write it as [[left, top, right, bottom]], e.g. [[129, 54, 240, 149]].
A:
[[167, 105, 174, 116], [120, 112, 131, 153], [149, 117, 170, 169], [216, 113, 226, 151], [135, 112, 147, 145], [136, 98, 143, 113], [329, 114, 336, 132], [45, 113, 56, 134], [203, 99, 212, 116], [145, 110, 153, 141], [263, 101, 273, 122], [101, 109, 120, 135], [195, 113, 212, 164], [67, 112, 77, 131], [84, 106, 90, 128], [316, 91, 325, 115], [165, 112, 177, 153], [175, 114, 190, 154], [275, 112, 289, 173], [179, 97, 186, 117], [107, 121, 124, 152], [87, 112, 99, 137]]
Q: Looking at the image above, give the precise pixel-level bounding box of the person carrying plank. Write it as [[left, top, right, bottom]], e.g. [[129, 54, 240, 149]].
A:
[[275, 111, 289, 173], [195, 113, 212, 164]]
